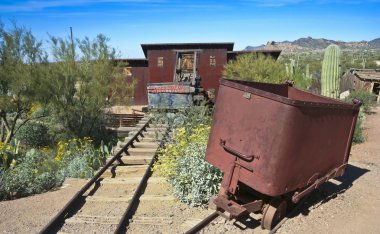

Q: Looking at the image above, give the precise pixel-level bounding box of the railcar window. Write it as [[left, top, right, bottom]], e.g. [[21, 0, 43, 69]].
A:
[[157, 57, 164, 67], [210, 56, 216, 66], [123, 67, 132, 76], [180, 53, 194, 72]]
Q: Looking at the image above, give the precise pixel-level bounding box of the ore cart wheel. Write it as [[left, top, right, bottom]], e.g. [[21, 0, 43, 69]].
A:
[[261, 198, 287, 230]]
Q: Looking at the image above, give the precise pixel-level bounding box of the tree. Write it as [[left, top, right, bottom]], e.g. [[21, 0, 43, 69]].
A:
[[45, 34, 133, 141], [223, 53, 286, 84], [0, 22, 48, 144]]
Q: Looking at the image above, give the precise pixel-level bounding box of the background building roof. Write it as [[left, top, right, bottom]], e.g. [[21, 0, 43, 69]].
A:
[[141, 42, 234, 57]]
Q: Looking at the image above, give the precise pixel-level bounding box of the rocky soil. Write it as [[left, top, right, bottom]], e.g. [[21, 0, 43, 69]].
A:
[[1, 106, 379, 234]]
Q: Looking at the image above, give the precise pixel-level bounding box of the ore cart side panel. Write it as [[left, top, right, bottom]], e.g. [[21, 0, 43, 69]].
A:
[[276, 104, 356, 194], [205, 82, 358, 197], [205, 84, 294, 196]]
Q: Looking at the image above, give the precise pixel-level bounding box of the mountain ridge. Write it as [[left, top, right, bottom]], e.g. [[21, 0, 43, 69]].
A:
[[245, 37, 380, 52]]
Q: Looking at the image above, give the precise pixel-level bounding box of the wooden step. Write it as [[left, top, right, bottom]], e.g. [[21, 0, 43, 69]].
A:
[[86, 194, 176, 202], [124, 136, 162, 143], [132, 142, 159, 148], [127, 148, 157, 156], [131, 216, 173, 225], [117, 141, 158, 149], [127, 131, 165, 138], [102, 165, 148, 177], [101, 177, 165, 185], [65, 214, 120, 225], [107, 155, 154, 165]]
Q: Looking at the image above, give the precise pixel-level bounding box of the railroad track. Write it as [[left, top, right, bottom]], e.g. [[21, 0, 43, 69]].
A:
[[40, 116, 170, 233], [40, 114, 309, 234], [185, 194, 311, 234]]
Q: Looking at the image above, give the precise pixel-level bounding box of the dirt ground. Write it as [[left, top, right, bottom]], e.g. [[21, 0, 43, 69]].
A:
[[0, 179, 88, 234], [1, 106, 379, 234]]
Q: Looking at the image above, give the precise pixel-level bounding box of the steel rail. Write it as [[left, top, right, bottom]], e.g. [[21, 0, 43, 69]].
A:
[[184, 211, 220, 234], [114, 126, 169, 234], [39, 119, 151, 234], [183, 193, 311, 234]]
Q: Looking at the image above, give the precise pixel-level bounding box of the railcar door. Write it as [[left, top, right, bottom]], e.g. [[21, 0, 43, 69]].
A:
[[174, 51, 198, 84]]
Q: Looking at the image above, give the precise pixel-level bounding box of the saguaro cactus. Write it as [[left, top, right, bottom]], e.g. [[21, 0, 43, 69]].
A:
[[285, 59, 296, 76], [321, 44, 341, 98], [305, 64, 310, 79]]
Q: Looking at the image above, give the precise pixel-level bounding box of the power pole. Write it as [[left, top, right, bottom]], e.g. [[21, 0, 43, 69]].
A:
[[70, 27, 75, 60]]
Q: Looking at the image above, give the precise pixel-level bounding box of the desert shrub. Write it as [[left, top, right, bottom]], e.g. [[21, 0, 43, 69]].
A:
[[0, 140, 20, 169], [169, 144, 222, 206], [223, 53, 286, 84], [3, 149, 64, 199], [63, 156, 94, 178], [151, 102, 212, 129], [57, 137, 110, 178], [352, 110, 365, 143], [0, 168, 6, 200], [154, 120, 222, 206], [345, 90, 377, 113], [344, 91, 375, 144], [15, 121, 52, 148], [0, 137, 110, 200]]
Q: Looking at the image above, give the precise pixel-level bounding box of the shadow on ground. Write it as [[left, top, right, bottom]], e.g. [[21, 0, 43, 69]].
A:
[[290, 163, 370, 218], [226, 163, 369, 232]]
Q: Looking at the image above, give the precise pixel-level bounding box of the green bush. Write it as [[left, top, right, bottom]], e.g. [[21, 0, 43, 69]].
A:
[[2, 149, 64, 199], [352, 110, 365, 144], [223, 53, 286, 84], [15, 121, 52, 148], [57, 137, 109, 178], [345, 90, 377, 113], [344, 91, 376, 144], [0, 137, 110, 200], [153, 105, 222, 206], [0, 140, 20, 169], [169, 144, 222, 206], [63, 156, 94, 178], [0, 168, 6, 200]]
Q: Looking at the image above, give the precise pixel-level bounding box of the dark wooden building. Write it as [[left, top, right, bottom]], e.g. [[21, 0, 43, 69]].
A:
[[341, 69, 380, 103], [122, 42, 281, 105]]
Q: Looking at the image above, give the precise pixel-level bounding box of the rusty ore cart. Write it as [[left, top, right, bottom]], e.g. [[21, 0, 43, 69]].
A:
[[205, 79, 361, 229]]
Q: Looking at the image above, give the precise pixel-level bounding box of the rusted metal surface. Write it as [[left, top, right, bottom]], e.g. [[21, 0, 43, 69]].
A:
[[147, 48, 229, 97], [121, 43, 284, 105], [242, 200, 263, 213], [197, 49, 228, 96], [147, 50, 177, 84], [213, 196, 248, 218], [205, 79, 361, 199], [261, 198, 287, 230], [291, 164, 346, 203], [141, 43, 234, 57], [129, 66, 149, 105], [116, 59, 149, 105]]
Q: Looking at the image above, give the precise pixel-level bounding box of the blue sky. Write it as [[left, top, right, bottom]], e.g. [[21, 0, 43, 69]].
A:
[[1, 0, 379, 58]]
